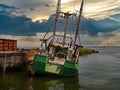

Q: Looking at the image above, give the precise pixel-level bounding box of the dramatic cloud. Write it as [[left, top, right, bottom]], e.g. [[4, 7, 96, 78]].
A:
[[0, 4, 120, 36], [0, 0, 57, 21], [0, 2, 120, 46], [0, 32, 53, 48], [81, 14, 120, 36], [0, 4, 55, 35], [0, 0, 55, 8], [1, 0, 120, 21], [0, 34, 40, 48], [83, 0, 120, 19]]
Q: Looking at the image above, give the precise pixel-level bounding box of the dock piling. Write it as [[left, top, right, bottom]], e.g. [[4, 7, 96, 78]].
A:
[[4, 52, 7, 73]]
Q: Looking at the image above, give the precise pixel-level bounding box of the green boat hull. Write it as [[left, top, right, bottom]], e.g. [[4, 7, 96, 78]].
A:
[[32, 54, 78, 77]]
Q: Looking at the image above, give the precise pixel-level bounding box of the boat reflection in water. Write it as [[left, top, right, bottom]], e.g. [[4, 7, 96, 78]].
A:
[[28, 76, 80, 90], [44, 80, 64, 90], [0, 72, 80, 90]]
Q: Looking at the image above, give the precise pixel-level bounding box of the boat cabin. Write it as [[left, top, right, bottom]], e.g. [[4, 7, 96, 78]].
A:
[[48, 43, 80, 65]]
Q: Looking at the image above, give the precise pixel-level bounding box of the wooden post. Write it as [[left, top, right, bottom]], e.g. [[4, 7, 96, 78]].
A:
[[4, 52, 7, 73], [14, 51, 16, 70]]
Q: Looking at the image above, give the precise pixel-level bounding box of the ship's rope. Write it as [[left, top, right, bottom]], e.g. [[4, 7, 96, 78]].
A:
[[40, 18, 56, 47], [43, 19, 55, 40]]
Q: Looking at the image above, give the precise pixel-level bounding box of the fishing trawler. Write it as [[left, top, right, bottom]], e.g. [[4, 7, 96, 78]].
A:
[[31, 0, 84, 77]]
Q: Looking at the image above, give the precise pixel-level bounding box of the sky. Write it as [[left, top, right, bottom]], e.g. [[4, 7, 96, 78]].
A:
[[0, 0, 120, 21], [0, 0, 120, 47]]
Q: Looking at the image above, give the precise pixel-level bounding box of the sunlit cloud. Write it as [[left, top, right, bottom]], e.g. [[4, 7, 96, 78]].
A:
[[0, 32, 54, 48], [101, 37, 118, 45], [0, 0, 120, 20], [61, 0, 72, 4], [84, 0, 120, 19]]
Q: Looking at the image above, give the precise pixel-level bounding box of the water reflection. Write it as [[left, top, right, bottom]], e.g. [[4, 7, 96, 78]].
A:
[[0, 72, 80, 90], [44, 80, 64, 90]]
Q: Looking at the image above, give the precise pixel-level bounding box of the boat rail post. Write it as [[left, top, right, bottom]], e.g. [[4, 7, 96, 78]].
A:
[[4, 52, 7, 73]]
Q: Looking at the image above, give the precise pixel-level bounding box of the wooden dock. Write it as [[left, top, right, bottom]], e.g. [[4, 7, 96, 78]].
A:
[[0, 39, 40, 72], [0, 51, 25, 72], [0, 38, 17, 72], [0, 49, 40, 72]]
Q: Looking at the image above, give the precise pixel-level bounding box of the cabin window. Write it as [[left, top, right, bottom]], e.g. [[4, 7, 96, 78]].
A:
[[54, 46, 68, 59]]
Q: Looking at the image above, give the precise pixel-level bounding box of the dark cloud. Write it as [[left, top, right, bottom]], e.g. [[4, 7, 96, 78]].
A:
[[0, 4, 15, 9], [0, 4, 39, 35], [80, 14, 120, 36], [0, 14, 38, 35], [0, 4, 56, 36], [44, 4, 50, 7], [0, 4, 17, 14], [30, 8, 34, 11], [0, 4, 120, 37]]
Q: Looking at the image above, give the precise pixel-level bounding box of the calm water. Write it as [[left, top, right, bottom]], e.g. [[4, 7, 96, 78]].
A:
[[0, 46, 120, 90], [79, 46, 120, 90]]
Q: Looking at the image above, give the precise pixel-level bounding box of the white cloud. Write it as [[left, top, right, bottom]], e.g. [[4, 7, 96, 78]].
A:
[[0, 35, 40, 48], [0, 32, 55, 48], [101, 37, 118, 45], [0, 29, 120, 48], [80, 29, 120, 46]]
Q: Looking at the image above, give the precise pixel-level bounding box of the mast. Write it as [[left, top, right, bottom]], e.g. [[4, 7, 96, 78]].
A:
[[61, 12, 76, 46], [63, 12, 71, 46], [40, 0, 61, 48], [53, 0, 61, 42], [74, 0, 84, 46]]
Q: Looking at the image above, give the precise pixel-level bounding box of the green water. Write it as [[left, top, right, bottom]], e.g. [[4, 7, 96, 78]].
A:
[[0, 72, 80, 90]]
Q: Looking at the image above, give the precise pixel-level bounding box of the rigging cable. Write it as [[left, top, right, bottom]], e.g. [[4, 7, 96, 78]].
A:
[[40, 18, 56, 46]]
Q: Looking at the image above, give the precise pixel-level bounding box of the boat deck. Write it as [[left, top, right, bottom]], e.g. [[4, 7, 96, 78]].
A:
[[48, 57, 65, 65]]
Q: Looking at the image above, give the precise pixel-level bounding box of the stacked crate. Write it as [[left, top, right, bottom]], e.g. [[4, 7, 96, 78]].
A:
[[13, 40, 17, 51], [0, 39, 3, 51], [0, 39, 17, 51], [8, 40, 13, 51], [3, 39, 9, 51]]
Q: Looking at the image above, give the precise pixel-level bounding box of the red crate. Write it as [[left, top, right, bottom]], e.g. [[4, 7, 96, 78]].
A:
[[0, 39, 17, 51]]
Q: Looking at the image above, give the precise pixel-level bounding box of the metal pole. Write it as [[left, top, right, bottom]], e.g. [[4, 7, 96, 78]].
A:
[[61, 12, 76, 46]]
